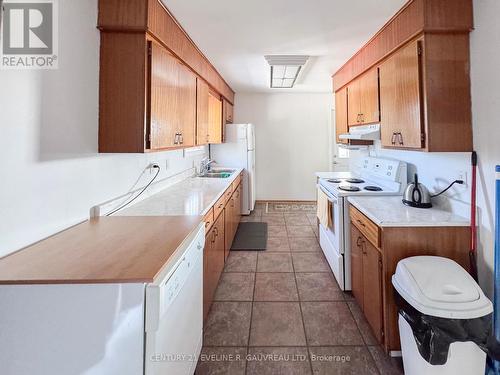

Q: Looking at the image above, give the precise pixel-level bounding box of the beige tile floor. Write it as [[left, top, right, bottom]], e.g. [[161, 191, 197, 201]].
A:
[[196, 202, 403, 375]]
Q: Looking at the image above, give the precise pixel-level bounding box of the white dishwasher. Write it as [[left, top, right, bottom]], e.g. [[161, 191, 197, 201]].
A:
[[145, 225, 205, 375]]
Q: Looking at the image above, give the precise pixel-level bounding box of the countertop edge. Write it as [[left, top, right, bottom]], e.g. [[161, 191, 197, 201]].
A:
[[347, 197, 470, 228], [0, 216, 204, 285]]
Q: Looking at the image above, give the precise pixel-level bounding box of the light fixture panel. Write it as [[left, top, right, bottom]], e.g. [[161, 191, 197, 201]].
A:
[[265, 55, 309, 89]]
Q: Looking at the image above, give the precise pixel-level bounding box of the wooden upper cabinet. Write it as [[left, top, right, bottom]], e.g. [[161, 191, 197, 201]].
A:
[[224, 100, 234, 124], [332, 0, 472, 152], [208, 91, 223, 144], [333, 0, 473, 91], [148, 41, 196, 150], [359, 69, 380, 124], [347, 68, 379, 126], [196, 79, 210, 145], [379, 39, 423, 149], [379, 35, 472, 151], [98, 0, 234, 104], [335, 87, 348, 144], [98, 0, 234, 153], [347, 80, 361, 126]]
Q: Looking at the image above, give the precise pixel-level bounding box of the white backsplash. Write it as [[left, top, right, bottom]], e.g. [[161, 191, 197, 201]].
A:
[[345, 141, 472, 219]]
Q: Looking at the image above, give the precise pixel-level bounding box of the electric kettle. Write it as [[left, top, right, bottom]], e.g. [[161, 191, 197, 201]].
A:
[[402, 173, 432, 208]]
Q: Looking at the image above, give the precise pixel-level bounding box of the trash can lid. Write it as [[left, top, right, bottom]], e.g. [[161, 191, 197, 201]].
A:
[[392, 256, 492, 319]]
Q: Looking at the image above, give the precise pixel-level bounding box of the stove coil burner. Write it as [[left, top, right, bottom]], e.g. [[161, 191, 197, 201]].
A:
[[346, 178, 365, 184], [339, 185, 361, 192], [364, 186, 383, 191], [327, 179, 343, 183]]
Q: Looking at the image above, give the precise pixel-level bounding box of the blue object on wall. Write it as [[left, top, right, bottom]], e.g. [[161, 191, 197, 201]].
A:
[[487, 165, 500, 374]]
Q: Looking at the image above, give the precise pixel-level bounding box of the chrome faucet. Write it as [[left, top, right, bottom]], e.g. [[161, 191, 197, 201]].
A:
[[199, 158, 216, 176]]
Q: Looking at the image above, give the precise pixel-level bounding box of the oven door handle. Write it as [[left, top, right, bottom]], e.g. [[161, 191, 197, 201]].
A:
[[318, 184, 338, 205]]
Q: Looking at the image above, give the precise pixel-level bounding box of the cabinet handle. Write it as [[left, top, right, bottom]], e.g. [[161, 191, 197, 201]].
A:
[[179, 133, 184, 145], [174, 133, 179, 145], [398, 132, 404, 145], [356, 219, 366, 227], [360, 113, 364, 123], [356, 114, 361, 123], [391, 132, 397, 145], [362, 242, 367, 255], [214, 227, 219, 237], [356, 236, 363, 247]]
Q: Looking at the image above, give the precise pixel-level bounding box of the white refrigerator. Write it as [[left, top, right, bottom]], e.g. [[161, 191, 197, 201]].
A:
[[211, 123, 256, 215]]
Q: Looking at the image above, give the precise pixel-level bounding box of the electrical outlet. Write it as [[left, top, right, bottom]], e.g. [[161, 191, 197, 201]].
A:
[[148, 162, 159, 174], [457, 170, 468, 186]]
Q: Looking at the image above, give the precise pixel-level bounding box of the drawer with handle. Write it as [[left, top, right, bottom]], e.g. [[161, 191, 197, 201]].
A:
[[232, 173, 242, 191], [204, 207, 214, 232], [224, 186, 233, 204], [214, 194, 226, 220], [350, 206, 380, 248]]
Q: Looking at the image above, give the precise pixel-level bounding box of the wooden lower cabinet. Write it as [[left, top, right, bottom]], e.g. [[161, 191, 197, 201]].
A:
[[203, 211, 225, 321], [224, 182, 242, 261], [203, 179, 243, 321], [351, 225, 384, 343], [349, 205, 470, 352]]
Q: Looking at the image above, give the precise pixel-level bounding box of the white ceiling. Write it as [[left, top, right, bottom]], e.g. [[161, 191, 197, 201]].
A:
[[163, 0, 406, 93]]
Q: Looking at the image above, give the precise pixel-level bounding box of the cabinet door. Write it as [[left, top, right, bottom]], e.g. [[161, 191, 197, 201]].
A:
[[177, 63, 197, 147], [214, 212, 226, 270], [196, 79, 210, 145], [149, 42, 181, 150], [149, 42, 196, 150], [236, 183, 243, 223], [380, 39, 423, 149], [208, 92, 223, 144], [224, 100, 234, 124], [203, 231, 215, 321], [347, 79, 361, 126], [224, 202, 233, 261], [362, 239, 384, 343], [335, 88, 348, 144], [359, 68, 380, 124], [350, 225, 364, 306]]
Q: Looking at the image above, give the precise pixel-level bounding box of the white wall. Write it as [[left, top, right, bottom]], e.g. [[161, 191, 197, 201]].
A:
[[0, 0, 207, 257], [469, 0, 500, 297], [235, 93, 331, 201]]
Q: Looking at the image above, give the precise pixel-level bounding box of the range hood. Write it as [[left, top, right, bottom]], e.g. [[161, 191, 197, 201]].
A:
[[339, 124, 380, 141]]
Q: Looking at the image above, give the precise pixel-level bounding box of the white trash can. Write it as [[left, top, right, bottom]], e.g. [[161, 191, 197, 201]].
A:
[[392, 256, 493, 375]]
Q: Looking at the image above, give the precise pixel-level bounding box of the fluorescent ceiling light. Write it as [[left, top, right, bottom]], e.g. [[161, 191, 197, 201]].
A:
[[265, 55, 309, 88]]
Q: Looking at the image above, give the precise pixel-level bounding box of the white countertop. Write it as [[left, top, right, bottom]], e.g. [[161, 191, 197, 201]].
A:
[[117, 168, 243, 217], [348, 196, 470, 227]]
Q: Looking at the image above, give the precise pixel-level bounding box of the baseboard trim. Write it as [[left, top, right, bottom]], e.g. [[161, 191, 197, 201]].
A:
[[256, 200, 316, 204]]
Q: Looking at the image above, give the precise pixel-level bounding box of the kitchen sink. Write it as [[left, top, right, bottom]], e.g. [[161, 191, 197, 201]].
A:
[[199, 169, 236, 178], [210, 169, 236, 173]]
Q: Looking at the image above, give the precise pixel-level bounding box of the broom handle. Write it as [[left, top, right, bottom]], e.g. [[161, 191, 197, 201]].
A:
[[470, 152, 478, 282]]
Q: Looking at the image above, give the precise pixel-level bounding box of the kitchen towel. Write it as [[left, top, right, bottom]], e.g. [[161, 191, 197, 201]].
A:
[[317, 188, 332, 228]]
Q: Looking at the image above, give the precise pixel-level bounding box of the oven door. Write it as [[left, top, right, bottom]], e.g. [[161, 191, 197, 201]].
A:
[[317, 185, 346, 290], [317, 185, 343, 252]]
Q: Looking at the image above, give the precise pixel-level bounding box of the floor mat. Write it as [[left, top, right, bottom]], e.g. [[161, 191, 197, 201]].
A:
[[231, 222, 268, 251]]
